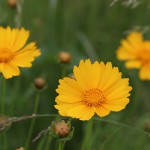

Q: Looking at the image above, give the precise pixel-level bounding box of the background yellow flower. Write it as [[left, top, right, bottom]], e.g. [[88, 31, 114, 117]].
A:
[[0, 26, 41, 79], [55, 59, 132, 120], [116, 32, 150, 80]]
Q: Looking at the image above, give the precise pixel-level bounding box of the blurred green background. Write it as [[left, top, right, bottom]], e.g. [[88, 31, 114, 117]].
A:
[[0, 0, 150, 149]]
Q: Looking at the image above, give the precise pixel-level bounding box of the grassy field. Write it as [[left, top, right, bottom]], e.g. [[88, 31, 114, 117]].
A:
[[0, 0, 150, 149]]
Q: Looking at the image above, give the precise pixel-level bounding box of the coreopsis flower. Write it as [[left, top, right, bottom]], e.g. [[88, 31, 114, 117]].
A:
[[0, 26, 41, 79], [116, 32, 150, 80], [55, 59, 132, 120]]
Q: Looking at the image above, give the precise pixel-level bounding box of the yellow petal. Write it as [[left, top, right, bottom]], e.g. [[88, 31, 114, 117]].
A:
[[116, 32, 143, 61], [105, 98, 129, 105], [127, 32, 143, 45], [104, 78, 132, 100], [12, 42, 41, 67], [55, 102, 82, 116], [11, 28, 29, 51], [125, 60, 142, 69], [102, 104, 126, 112], [67, 105, 95, 120], [0, 62, 20, 79], [74, 59, 103, 89], [95, 106, 110, 117], [74, 60, 87, 90], [98, 62, 113, 89], [90, 61, 101, 88], [57, 77, 83, 97], [139, 65, 150, 80], [100, 67, 121, 91], [57, 95, 81, 103], [117, 48, 136, 60]]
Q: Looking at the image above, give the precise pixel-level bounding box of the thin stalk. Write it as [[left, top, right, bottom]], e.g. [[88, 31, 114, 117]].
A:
[[15, 0, 24, 28], [81, 119, 93, 150], [100, 127, 121, 150], [3, 132, 7, 150], [45, 136, 52, 150], [2, 114, 149, 137], [61, 64, 67, 78], [94, 117, 149, 136], [0, 79, 7, 150], [62, 142, 66, 149], [37, 136, 47, 150], [58, 141, 65, 150], [25, 91, 40, 149], [1, 79, 6, 115]]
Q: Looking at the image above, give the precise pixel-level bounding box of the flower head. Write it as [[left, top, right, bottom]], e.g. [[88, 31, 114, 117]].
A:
[[51, 120, 74, 141], [55, 59, 132, 120], [116, 32, 150, 80], [7, 0, 17, 8], [34, 77, 46, 89], [0, 26, 41, 79], [52, 120, 71, 138], [58, 51, 71, 64]]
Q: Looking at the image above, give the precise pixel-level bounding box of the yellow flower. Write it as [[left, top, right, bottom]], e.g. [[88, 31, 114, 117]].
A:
[[0, 26, 41, 79], [116, 31, 150, 80], [55, 59, 132, 121]]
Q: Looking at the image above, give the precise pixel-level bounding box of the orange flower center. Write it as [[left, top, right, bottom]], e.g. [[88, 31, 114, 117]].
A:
[[82, 88, 106, 107], [0, 48, 14, 63]]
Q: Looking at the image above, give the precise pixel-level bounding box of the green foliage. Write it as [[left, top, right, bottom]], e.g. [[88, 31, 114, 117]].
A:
[[0, 0, 150, 149]]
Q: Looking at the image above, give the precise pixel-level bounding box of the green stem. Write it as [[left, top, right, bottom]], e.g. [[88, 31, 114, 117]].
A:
[[3, 132, 7, 150], [81, 119, 93, 150], [1, 79, 6, 115], [25, 91, 40, 149], [45, 136, 52, 150], [15, 0, 24, 28], [37, 136, 47, 150], [94, 117, 149, 135], [58, 141, 65, 150], [0, 79, 7, 150], [61, 64, 67, 78], [100, 127, 121, 150]]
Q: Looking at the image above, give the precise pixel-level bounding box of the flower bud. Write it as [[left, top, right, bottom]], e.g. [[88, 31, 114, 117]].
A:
[[145, 121, 150, 132], [7, 0, 17, 8], [34, 78, 46, 90], [51, 120, 74, 141], [58, 51, 71, 64], [54, 120, 71, 138], [16, 147, 25, 150]]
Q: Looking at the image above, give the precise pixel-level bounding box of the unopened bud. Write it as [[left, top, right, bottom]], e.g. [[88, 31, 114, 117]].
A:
[[16, 147, 25, 150], [58, 51, 71, 64], [7, 0, 17, 8], [145, 121, 150, 132], [54, 120, 71, 138], [34, 78, 46, 90]]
